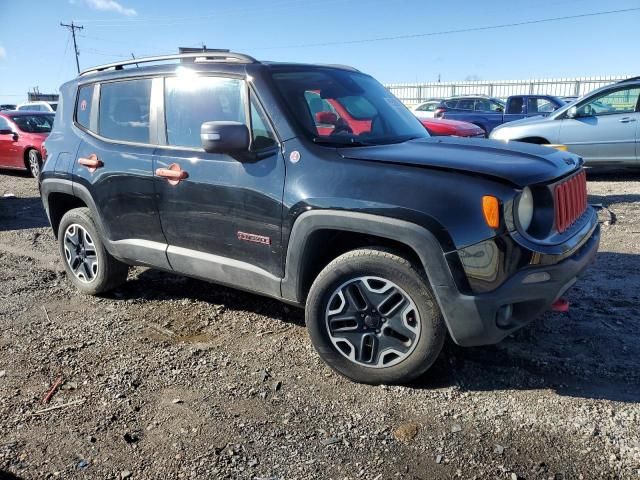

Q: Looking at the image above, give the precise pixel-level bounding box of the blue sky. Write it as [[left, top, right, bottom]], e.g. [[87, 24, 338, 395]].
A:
[[0, 0, 638, 105]]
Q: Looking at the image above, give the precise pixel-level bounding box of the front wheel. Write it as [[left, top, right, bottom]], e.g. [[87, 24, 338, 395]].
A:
[[306, 248, 446, 385]]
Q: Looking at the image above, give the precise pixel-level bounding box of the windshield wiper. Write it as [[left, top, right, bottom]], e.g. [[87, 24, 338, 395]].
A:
[[312, 137, 375, 147]]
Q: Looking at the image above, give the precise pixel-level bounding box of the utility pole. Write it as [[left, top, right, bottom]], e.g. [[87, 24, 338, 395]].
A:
[[60, 21, 84, 74]]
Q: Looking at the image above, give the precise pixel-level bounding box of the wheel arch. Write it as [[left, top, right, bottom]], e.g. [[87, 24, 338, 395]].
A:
[[515, 136, 551, 145], [40, 178, 108, 240], [281, 210, 456, 305]]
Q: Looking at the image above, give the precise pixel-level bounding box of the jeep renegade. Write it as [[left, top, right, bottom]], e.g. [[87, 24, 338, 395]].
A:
[[39, 51, 600, 384]]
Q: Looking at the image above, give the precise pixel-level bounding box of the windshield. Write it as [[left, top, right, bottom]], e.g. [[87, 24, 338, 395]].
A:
[[271, 68, 429, 146], [11, 115, 54, 133]]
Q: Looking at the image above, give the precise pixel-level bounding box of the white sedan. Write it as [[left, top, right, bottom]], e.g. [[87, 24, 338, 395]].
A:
[[411, 100, 442, 119]]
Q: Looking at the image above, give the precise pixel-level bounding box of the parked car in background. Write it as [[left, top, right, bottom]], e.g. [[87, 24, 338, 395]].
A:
[[0, 104, 17, 111], [0, 111, 54, 177], [490, 77, 640, 166], [412, 99, 443, 119], [40, 51, 599, 385], [16, 101, 58, 112], [561, 96, 579, 103], [435, 94, 565, 135], [420, 118, 486, 137]]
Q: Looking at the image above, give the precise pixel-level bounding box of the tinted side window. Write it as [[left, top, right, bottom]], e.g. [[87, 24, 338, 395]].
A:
[[457, 99, 475, 110], [99, 79, 152, 143], [76, 84, 94, 129], [0, 117, 10, 130], [250, 93, 277, 150], [165, 76, 245, 148]]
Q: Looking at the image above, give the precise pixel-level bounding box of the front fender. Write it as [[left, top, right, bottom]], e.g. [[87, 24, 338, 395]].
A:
[[280, 210, 456, 304]]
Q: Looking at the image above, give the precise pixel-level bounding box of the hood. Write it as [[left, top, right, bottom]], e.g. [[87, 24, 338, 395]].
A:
[[338, 137, 581, 187], [494, 115, 550, 129]]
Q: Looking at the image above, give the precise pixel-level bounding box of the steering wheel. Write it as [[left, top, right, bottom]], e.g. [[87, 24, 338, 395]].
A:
[[330, 118, 353, 136]]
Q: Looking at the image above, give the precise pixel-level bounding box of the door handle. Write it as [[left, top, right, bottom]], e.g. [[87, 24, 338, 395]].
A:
[[78, 154, 103, 173], [619, 117, 637, 123], [156, 163, 188, 186]]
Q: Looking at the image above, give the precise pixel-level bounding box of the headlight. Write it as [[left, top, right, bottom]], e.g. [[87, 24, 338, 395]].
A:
[[517, 187, 534, 231]]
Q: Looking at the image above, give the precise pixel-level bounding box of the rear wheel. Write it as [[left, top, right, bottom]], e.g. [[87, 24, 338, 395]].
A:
[[58, 208, 129, 295], [306, 248, 446, 385], [27, 149, 42, 177]]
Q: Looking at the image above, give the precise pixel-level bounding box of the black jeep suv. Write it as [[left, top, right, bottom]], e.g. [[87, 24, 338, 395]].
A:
[[39, 51, 599, 384]]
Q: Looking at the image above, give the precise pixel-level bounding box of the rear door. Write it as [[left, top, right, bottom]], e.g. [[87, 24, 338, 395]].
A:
[[153, 74, 285, 296], [73, 77, 170, 268], [558, 85, 640, 165]]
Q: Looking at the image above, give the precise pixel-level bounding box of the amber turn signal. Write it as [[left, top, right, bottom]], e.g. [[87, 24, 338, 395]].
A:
[[543, 144, 568, 151], [482, 195, 500, 229]]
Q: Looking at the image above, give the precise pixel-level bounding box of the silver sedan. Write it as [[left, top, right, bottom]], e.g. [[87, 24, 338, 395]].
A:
[[490, 78, 640, 166]]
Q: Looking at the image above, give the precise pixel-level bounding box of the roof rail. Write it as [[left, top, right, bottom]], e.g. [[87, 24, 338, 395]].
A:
[[616, 76, 640, 84], [80, 51, 257, 76]]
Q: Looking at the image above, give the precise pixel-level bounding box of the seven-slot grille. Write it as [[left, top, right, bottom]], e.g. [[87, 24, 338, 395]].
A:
[[554, 170, 587, 233]]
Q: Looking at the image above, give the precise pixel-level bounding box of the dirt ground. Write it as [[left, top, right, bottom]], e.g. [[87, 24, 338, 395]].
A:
[[0, 170, 639, 480]]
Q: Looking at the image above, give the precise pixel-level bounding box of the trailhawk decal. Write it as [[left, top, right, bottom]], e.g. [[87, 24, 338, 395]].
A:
[[237, 231, 271, 246]]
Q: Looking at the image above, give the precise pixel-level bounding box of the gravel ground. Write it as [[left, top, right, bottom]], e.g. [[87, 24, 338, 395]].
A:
[[0, 170, 639, 480]]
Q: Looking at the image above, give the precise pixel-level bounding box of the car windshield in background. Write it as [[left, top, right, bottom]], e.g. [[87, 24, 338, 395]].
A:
[[270, 68, 429, 146], [11, 115, 55, 133]]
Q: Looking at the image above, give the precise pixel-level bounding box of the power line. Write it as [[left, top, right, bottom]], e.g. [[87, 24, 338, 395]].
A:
[[252, 7, 640, 50], [60, 22, 84, 73]]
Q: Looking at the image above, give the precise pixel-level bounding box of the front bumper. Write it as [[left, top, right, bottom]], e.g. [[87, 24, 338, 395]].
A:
[[434, 221, 600, 347]]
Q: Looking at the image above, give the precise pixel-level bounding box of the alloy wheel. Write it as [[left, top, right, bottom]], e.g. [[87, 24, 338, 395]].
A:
[[325, 276, 421, 368], [28, 150, 40, 177], [63, 224, 99, 283]]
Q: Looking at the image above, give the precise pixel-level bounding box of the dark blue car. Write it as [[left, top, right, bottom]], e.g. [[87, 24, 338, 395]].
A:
[[435, 95, 565, 136]]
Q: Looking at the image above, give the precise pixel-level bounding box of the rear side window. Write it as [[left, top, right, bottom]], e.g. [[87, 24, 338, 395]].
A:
[[164, 76, 245, 148], [76, 84, 94, 129], [99, 79, 152, 144]]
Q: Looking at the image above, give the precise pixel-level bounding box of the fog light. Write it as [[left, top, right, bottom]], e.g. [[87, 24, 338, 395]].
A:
[[522, 272, 551, 284], [496, 304, 513, 328]]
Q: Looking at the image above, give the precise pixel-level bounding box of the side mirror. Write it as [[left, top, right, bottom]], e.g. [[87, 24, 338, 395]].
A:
[[200, 121, 250, 154], [315, 111, 338, 125], [0, 128, 13, 135]]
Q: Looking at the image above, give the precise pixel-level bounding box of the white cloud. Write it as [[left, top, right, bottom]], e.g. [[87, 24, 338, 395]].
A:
[[0, 46, 6, 59], [81, 0, 137, 16]]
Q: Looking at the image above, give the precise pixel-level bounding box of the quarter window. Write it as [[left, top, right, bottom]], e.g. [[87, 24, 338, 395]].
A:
[[249, 93, 277, 150], [99, 79, 152, 144], [0, 117, 10, 130], [76, 84, 94, 129], [165, 76, 245, 149]]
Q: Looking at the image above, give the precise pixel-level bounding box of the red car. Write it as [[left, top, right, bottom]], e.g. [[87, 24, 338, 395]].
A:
[[0, 111, 54, 177], [419, 118, 486, 138], [308, 92, 486, 140]]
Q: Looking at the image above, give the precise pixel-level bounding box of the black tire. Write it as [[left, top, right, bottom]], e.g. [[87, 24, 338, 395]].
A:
[[58, 207, 128, 295], [306, 248, 446, 385], [26, 149, 42, 178]]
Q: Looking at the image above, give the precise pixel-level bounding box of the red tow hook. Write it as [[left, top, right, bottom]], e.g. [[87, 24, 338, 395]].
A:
[[551, 298, 570, 312]]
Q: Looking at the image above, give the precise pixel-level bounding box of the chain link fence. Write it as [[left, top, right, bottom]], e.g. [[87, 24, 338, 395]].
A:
[[386, 75, 631, 106]]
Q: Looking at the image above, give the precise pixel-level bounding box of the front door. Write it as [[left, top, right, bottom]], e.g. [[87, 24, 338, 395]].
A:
[[558, 85, 640, 165], [0, 116, 20, 168], [153, 75, 284, 297], [73, 78, 170, 269]]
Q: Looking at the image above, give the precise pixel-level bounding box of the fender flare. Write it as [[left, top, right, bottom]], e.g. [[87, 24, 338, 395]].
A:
[[39, 178, 110, 240], [280, 210, 456, 304]]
